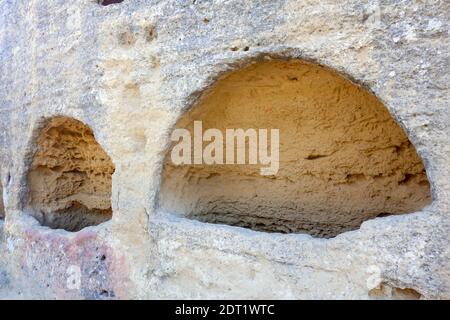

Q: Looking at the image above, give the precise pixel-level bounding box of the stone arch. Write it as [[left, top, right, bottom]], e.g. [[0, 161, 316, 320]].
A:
[[0, 179, 4, 220], [159, 59, 432, 238], [27, 117, 115, 232]]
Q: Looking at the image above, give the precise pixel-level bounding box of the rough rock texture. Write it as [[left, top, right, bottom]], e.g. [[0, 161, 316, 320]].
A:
[[160, 60, 431, 238], [0, 182, 4, 219], [27, 117, 114, 231], [0, 0, 448, 299]]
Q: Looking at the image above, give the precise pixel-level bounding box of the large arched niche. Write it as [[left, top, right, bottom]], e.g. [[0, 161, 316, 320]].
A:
[[158, 59, 432, 238], [26, 117, 115, 232], [0, 179, 4, 220]]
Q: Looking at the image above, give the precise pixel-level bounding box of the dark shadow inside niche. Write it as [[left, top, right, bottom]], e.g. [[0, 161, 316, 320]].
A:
[[158, 59, 432, 238], [27, 117, 115, 232], [99, 0, 124, 6]]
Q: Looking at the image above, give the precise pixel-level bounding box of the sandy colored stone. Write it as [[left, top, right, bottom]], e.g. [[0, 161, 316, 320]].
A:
[[160, 60, 431, 238]]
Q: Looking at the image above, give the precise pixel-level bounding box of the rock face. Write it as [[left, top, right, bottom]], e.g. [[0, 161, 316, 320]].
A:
[[0, 0, 448, 299], [0, 183, 4, 220]]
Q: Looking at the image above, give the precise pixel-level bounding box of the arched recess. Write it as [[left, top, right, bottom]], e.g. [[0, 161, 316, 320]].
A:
[[158, 59, 432, 238], [0, 180, 4, 220], [27, 117, 115, 232]]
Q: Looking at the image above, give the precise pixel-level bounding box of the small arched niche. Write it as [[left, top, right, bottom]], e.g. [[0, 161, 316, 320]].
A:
[[159, 59, 432, 238], [27, 117, 115, 232]]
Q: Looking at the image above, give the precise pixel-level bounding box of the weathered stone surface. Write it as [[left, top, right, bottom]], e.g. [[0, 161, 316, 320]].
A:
[[28, 117, 114, 231], [0, 0, 448, 299], [159, 59, 431, 238]]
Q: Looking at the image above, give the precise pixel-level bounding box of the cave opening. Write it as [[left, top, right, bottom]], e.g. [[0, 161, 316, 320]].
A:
[[159, 59, 431, 238]]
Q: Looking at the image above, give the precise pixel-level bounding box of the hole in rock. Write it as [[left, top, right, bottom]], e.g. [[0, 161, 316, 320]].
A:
[[27, 117, 115, 232], [369, 283, 423, 300], [159, 59, 431, 238], [99, 0, 124, 6]]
